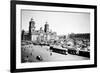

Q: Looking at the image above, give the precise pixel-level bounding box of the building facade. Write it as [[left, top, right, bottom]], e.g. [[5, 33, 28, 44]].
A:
[[22, 18, 57, 44]]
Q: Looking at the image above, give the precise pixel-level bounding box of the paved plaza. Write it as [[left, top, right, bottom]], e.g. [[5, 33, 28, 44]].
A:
[[21, 44, 89, 63]]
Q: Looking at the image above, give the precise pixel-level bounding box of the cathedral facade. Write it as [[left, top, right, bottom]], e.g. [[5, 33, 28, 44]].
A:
[[22, 18, 57, 44]]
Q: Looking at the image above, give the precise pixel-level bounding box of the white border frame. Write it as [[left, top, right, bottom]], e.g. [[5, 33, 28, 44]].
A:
[[16, 4, 94, 69]]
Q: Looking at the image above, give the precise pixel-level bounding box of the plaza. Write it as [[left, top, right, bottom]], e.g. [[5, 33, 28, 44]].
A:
[[21, 44, 89, 63]]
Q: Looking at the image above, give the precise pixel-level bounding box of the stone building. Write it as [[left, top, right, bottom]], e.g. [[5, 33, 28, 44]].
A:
[[22, 18, 57, 44]]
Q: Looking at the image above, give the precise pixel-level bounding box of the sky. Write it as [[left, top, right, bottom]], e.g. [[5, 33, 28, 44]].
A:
[[21, 10, 90, 35]]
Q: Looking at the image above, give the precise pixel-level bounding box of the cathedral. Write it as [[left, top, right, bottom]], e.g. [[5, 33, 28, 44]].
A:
[[22, 18, 57, 43]]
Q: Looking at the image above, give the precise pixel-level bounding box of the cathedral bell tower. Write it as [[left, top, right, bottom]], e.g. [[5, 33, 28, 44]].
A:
[[29, 18, 35, 40]]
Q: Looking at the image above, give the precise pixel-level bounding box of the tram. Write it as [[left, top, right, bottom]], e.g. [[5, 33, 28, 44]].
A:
[[50, 45, 68, 55]]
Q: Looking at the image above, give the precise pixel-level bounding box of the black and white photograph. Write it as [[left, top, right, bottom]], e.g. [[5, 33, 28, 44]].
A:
[[11, 1, 97, 72], [21, 10, 90, 63]]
